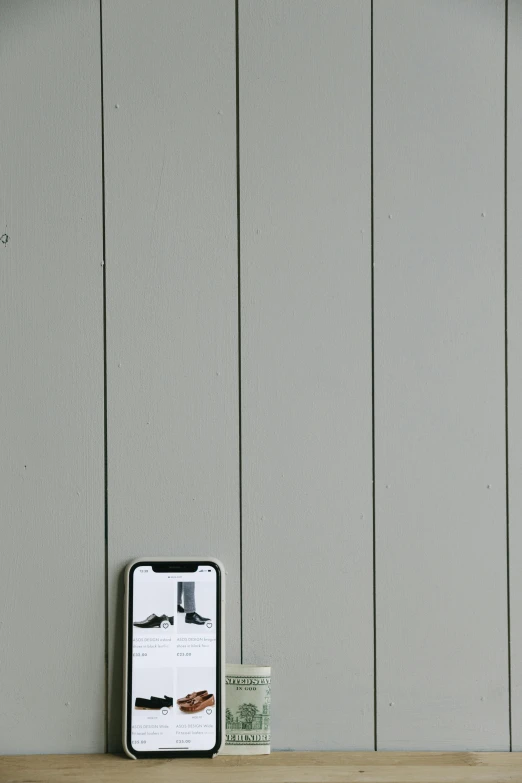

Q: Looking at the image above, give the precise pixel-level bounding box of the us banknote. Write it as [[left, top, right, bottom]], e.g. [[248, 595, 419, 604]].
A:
[[221, 664, 271, 755]]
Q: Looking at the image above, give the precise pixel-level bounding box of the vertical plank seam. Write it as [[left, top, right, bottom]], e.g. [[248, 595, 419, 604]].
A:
[[370, 0, 377, 753], [235, 0, 243, 663], [504, 0, 512, 752], [98, 0, 109, 753]]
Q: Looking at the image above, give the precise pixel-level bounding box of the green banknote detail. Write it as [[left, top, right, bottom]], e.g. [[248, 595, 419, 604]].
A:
[[222, 666, 271, 755]]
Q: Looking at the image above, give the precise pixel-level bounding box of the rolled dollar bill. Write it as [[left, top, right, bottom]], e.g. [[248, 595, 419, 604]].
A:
[[221, 664, 271, 754]]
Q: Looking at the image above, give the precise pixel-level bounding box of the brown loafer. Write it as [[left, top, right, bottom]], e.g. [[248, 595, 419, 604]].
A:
[[176, 690, 208, 705], [179, 693, 215, 713]]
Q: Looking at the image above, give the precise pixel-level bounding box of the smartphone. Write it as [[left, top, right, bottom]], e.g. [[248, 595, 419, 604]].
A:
[[123, 557, 224, 759]]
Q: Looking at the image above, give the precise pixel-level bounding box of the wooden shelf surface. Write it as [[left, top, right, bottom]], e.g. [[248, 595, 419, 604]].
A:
[[1, 752, 522, 782]]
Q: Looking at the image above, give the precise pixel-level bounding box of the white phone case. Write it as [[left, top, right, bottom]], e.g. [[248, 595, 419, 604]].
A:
[[122, 556, 225, 760]]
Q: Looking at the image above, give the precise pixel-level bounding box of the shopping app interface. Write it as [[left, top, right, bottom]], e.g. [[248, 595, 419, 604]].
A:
[[131, 565, 217, 751]]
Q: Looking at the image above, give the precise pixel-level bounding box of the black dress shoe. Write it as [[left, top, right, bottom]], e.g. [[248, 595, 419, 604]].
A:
[[134, 613, 171, 628], [177, 604, 185, 613], [185, 612, 210, 625]]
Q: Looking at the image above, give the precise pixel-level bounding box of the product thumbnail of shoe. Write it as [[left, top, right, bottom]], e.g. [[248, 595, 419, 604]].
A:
[[179, 693, 215, 713], [133, 613, 174, 629], [149, 695, 173, 708], [135, 695, 173, 710], [177, 690, 208, 705], [185, 611, 210, 625]]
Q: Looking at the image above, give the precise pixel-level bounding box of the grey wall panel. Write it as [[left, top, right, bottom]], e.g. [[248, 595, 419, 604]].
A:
[[374, 0, 508, 750], [1, 0, 519, 756], [103, 0, 240, 751], [508, 0, 522, 752], [240, 0, 374, 750], [0, 0, 105, 753]]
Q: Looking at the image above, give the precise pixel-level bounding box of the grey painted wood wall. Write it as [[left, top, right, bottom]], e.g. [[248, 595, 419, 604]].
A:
[[0, 0, 520, 754]]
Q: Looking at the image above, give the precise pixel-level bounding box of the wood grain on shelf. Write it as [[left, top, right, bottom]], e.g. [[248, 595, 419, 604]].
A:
[[1, 752, 522, 782]]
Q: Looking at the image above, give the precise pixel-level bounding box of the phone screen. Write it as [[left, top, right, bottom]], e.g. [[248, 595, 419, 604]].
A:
[[128, 562, 220, 754]]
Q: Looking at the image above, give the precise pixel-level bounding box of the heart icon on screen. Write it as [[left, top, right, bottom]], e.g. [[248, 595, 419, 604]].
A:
[[206, 622, 212, 628], [206, 708, 212, 714], [162, 709, 168, 715]]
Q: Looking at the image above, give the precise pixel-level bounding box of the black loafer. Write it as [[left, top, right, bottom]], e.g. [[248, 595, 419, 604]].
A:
[[135, 695, 173, 710], [149, 695, 173, 708], [135, 697, 157, 709]]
